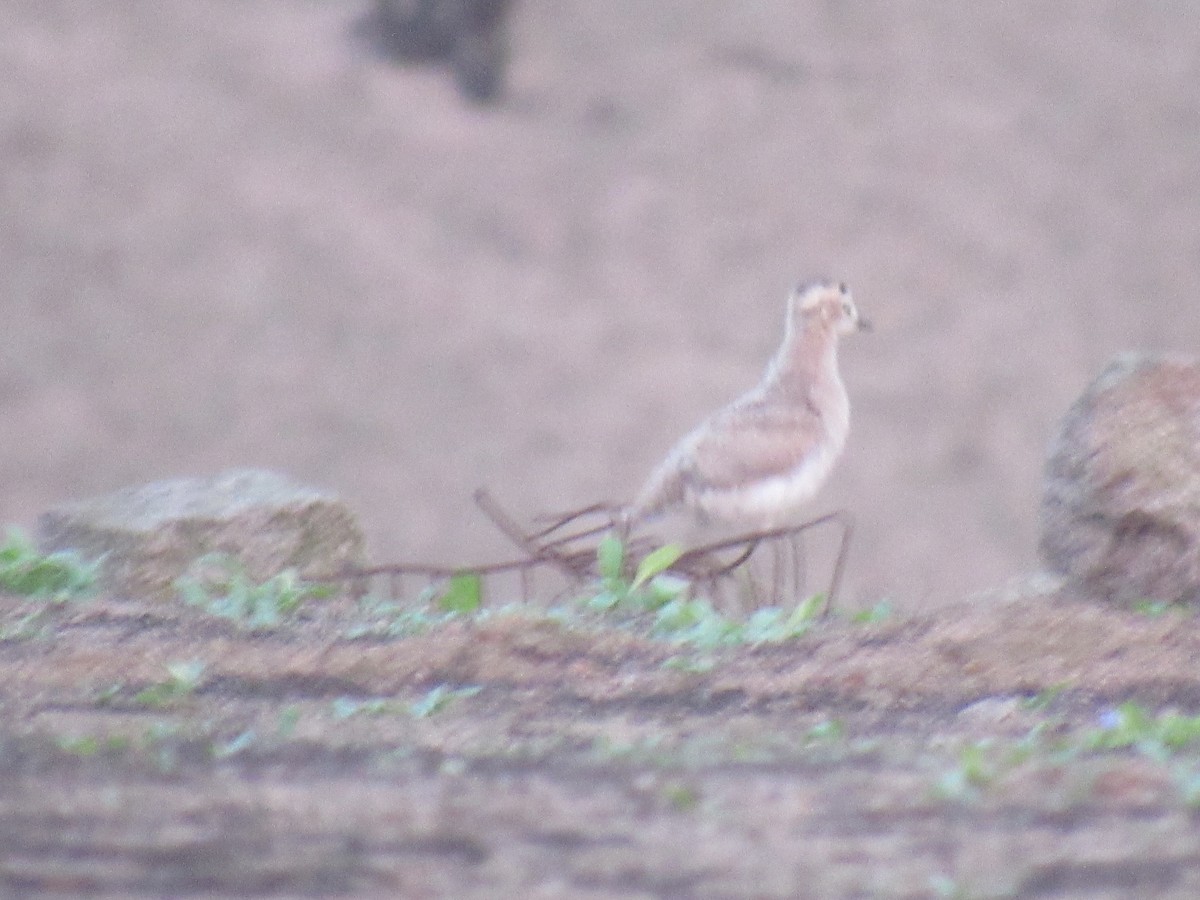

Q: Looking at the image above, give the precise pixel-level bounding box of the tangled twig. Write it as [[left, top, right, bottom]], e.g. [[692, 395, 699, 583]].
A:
[[315, 489, 854, 616]]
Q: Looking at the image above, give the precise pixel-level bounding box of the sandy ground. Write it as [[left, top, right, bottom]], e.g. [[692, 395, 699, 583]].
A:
[[4, 585, 1200, 897], [3, 1, 1199, 610]]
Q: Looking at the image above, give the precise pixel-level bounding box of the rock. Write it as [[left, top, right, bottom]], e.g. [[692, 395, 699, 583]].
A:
[[38, 470, 365, 600], [1040, 353, 1200, 607]]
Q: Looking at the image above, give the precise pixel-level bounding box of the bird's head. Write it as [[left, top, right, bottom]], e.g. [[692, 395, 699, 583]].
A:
[[791, 280, 871, 336]]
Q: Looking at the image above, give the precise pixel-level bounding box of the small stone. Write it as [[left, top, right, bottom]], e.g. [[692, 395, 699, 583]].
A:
[[1040, 353, 1200, 607], [957, 696, 1023, 729], [38, 469, 365, 600]]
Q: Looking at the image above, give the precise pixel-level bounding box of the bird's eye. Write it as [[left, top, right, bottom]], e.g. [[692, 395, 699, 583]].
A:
[[838, 282, 849, 295]]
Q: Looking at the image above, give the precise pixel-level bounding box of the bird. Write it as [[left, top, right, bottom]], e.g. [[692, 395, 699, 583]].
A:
[[625, 279, 870, 540]]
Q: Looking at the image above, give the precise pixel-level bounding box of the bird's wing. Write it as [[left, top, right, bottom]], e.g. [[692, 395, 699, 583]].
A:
[[679, 395, 825, 493]]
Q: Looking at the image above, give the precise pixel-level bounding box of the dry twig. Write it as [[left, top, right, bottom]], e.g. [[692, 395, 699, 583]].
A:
[[314, 490, 854, 615]]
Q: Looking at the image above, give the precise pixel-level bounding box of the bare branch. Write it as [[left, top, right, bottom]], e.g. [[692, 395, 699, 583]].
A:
[[312, 489, 855, 616]]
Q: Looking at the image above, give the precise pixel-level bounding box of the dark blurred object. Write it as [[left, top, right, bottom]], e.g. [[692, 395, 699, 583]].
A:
[[373, 0, 516, 104]]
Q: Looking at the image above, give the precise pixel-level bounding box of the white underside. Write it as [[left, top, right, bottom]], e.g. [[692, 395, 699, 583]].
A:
[[690, 437, 842, 531]]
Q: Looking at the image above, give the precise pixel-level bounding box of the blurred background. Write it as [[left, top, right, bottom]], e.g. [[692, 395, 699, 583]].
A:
[[2, 1, 1197, 609]]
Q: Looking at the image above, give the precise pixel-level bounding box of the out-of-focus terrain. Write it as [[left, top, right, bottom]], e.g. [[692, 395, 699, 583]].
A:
[[6, 585, 1200, 897], [3, 1, 1199, 606]]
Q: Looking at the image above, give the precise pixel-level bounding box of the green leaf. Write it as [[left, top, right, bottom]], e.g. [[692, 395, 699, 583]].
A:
[[782, 594, 823, 632], [1020, 681, 1070, 711], [0, 528, 98, 601], [850, 600, 893, 624], [958, 742, 993, 786], [166, 660, 205, 689], [437, 573, 482, 614], [806, 719, 845, 742], [409, 684, 481, 718], [56, 734, 100, 756], [277, 705, 301, 737], [410, 685, 450, 718], [743, 606, 783, 641], [644, 573, 688, 608], [331, 697, 362, 719], [652, 597, 707, 633], [630, 544, 683, 590], [586, 589, 621, 612], [597, 534, 625, 582], [174, 555, 325, 631], [213, 729, 257, 759]]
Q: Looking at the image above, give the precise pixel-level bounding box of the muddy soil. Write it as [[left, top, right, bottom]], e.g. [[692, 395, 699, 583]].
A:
[[3, 584, 1200, 898]]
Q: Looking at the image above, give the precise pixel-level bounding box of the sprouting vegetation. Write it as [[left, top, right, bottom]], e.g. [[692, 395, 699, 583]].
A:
[[1083, 702, 1200, 761], [579, 534, 828, 649], [131, 660, 207, 709], [0, 527, 101, 640], [176, 554, 332, 630], [0, 527, 99, 602], [331, 684, 482, 720]]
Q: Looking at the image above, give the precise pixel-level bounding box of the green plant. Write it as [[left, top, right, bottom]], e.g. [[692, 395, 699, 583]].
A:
[[934, 741, 998, 801], [176, 554, 331, 630], [849, 600, 893, 624], [436, 573, 483, 614], [929, 873, 975, 900], [649, 596, 741, 646], [648, 594, 824, 649], [1085, 702, 1200, 761], [142, 721, 183, 743], [0, 527, 99, 601], [409, 684, 482, 718], [1132, 597, 1187, 617], [741, 596, 824, 642], [140, 721, 185, 773], [344, 593, 460, 639], [277, 705, 302, 737], [805, 718, 845, 743], [212, 729, 257, 759], [343, 577, 495, 640], [588, 536, 685, 613], [55, 733, 130, 757], [331, 696, 399, 719], [1007, 721, 1071, 766], [0, 609, 56, 642], [1172, 763, 1200, 807], [331, 685, 482, 721], [660, 652, 717, 674], [662, 781, 701, 811], [579, 535, 835, 650], [95, 682, 124, 707], [590, 733, 671, 764], [133, 660, 206, 708], [1021, 681, 1072, 712]]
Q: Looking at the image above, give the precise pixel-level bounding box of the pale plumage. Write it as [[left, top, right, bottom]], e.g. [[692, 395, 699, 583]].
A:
[[628, 280, 869, 533]]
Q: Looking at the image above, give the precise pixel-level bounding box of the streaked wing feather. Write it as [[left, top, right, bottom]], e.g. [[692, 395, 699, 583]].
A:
[[681, 397, 823, 492]]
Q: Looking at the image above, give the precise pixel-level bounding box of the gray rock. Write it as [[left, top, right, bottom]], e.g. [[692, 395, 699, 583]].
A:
[[1040, 353, 1200, 607], [38, 470, 365, 600]]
